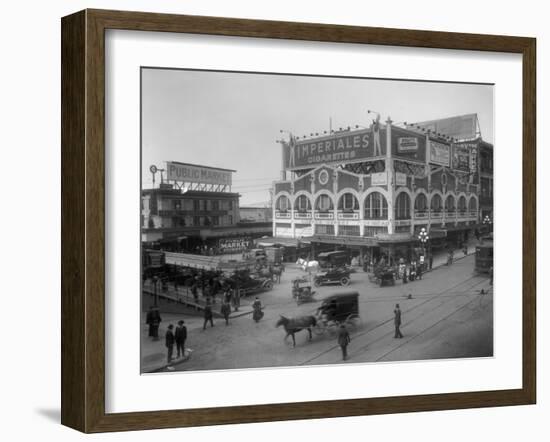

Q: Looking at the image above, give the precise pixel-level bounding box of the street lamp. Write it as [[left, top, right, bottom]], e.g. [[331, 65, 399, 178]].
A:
[[417, 227, 429, 268], [152, 275, 159, 307], [483, 215, 492, 234]]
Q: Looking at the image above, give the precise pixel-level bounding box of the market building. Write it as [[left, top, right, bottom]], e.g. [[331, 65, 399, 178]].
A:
[[271, 114, 493, 264], [141, 161, 271, 253]]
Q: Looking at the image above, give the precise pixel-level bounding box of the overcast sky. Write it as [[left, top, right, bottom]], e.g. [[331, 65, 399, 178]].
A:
[[141, 68, 493, 206]]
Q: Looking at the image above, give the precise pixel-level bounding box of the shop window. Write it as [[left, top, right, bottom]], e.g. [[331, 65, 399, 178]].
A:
[[395, 192, 411, 220], [364, 192, 388, 220], [339, 225, 360, 236]]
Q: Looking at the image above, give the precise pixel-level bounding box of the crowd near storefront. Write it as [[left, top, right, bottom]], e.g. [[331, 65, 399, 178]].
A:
[[272, 113, 493, 267]]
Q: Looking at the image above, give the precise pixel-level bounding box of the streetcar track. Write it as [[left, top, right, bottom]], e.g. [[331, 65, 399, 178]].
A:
[[373, 293, 494, 361], [298, 276, 489, 365]]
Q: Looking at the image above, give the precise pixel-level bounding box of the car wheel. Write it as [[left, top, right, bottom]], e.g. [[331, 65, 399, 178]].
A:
[[340, 277, 350, 286]]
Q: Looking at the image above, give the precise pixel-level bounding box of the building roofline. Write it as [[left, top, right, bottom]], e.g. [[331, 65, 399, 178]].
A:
[[167, 161, 236, 173]]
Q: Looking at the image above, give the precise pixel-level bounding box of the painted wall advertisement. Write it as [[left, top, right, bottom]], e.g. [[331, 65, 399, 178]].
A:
[[452, 144, 471, 171], [283, 127, 386, 170], [397, 137, 418, 152], [429, 140, 451, 167], [395, 172, 407, 186], [371, 171, 388, 186], [166, 161, 233, 185]]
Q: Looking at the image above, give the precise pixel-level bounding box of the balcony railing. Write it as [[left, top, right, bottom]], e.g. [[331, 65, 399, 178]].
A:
[[337, 210, 360, 220], [414, 210, 429, 219], [275, 210, 291, 219], [293, 210, 312, 219], [314, 211, 334, 220]]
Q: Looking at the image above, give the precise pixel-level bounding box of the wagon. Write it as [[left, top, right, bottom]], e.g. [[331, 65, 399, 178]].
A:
[[291, 277, 316, 305], [313, 291, 361, 336]]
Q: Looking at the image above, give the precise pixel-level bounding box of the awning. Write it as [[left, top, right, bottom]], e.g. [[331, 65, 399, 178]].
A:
[[309, 235, 378, 247], [254, 236, 308, 247]]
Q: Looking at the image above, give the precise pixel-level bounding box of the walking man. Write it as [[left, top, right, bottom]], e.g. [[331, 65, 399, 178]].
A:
[[203, 301, 214, 330], [165, 324, 175, 364], [394, 304, 403, 338], [175, 320, 187, 359], [337, 324, 351, 361], [221, 299, 231, 326]]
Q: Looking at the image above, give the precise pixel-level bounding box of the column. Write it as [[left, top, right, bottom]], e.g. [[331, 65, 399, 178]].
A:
[[385, 118, 395, 235]]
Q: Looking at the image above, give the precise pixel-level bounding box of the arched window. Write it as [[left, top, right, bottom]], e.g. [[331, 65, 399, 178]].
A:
[[445, 195, 455, 212], [315, 194, 333, 212], [294, 195, 312, 212], [469, 197, 478, 213], [414, 193, 428, 213], [364, 192, 388, 220], [395, 192, 411, 220], [458, 195, 467, 213], [275, 195, 290, 212], [431, 194, 443, 213], [338, 192, 359, 212]]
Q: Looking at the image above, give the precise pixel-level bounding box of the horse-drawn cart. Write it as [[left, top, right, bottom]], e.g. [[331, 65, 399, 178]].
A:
[[368, 266, 396, 287], [291, 277, 316, 305], [313, 291, 361, 336]]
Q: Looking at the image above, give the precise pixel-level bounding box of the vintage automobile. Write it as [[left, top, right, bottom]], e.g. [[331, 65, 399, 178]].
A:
[[313, 267, 351, 287]]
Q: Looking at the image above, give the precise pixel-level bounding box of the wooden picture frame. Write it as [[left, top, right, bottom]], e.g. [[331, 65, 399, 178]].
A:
[[61, 9, 536, 433]]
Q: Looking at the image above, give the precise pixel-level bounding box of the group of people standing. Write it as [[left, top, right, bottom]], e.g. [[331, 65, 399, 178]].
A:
[[146, 307, 188, 364]]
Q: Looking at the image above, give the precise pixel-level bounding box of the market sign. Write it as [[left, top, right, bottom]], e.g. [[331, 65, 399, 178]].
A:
[[452, 144, 470, 171], [429, 140, 450, 167], [166, 161, 232, 185], [283, 128, 386, 170], [397, 137, 418, 152]]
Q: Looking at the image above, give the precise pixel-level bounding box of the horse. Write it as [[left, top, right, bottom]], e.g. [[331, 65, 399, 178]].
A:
[[296, 258, 319, 274], [275, 315, 317, 347]]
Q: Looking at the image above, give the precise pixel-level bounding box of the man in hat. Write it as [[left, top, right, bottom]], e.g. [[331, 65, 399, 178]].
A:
[[175, 320, 187, 359], [203, 300, 214, 330], [165, 324, 175, 364], [337, 324, 351, 361], [221, 299, 231, 326], [394, 304, 403, 338]]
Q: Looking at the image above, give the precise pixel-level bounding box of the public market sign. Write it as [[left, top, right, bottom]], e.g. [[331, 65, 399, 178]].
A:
[[166, 161, 232, 185], [283, 128, 386, 170]]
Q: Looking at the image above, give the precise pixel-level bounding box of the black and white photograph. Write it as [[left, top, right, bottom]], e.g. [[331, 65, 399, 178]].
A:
[[140, 68, 494, 374]]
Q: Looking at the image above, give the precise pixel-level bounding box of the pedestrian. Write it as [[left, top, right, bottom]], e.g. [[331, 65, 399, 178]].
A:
[[463, 245, 468, 256], [203, 301, 214, 329], [489, 266, 493, 286], [221, 299, 231, 325], [175, 320, 187, 359], [429, 254, 433, 270], [191, 283, 199, 303], [146, 306, 162, 340], [252, 297, 263, 323], [337, 324, 351, 361], [165, 324, 175, 363], [232, 287, 241, 312], [416, 262, 422, 280], [402, 267, 408, 284], [394, 304, 403, 338]]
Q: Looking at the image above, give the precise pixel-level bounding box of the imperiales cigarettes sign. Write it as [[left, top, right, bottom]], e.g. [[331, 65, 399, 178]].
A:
[[166, 162, 232, 186], [283, 128, 386, 170]]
